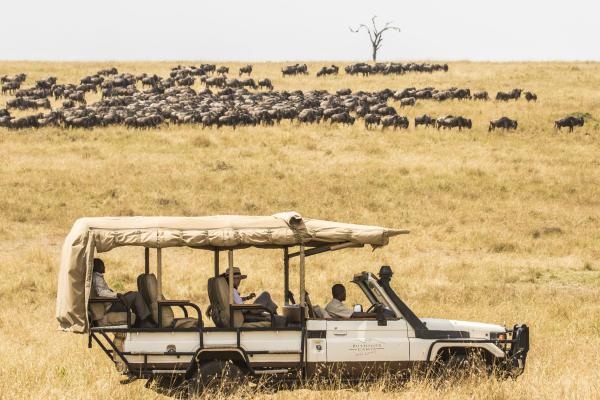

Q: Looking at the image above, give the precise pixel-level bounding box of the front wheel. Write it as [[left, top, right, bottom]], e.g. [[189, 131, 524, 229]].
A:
[[188, 359, 247, 396]]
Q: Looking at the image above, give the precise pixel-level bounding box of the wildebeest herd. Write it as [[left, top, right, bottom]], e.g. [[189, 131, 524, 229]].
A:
[[0, 64, 588, 132]]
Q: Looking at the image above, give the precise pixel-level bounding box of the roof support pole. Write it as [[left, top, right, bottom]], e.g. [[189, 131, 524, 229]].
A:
[[214, 249, 220, 277], [299, 243, 305, 306], [228, 250, 234, 305], [156, 248, 162, 299], [144, 247, 149, 274], [283, 247, 289, 305]]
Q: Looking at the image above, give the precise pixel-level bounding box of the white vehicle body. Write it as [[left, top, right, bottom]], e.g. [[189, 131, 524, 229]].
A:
[[56, 214, 528, 387], [111, 271, 527, 379]]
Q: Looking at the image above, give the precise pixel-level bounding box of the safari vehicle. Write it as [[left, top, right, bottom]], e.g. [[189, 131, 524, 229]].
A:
[[56, 212, 529, 391]]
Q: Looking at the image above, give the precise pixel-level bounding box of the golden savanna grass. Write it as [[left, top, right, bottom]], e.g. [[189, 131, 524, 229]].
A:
[[0, 61, 599, 399]]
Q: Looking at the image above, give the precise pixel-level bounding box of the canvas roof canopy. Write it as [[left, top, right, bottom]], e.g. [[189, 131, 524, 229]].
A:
[[56, 212, 408, 333]]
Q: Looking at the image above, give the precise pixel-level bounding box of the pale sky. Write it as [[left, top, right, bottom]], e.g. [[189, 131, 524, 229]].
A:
[[1, 0, 598, 61]]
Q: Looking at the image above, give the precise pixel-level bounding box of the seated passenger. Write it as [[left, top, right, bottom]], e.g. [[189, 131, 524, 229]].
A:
[[92, 258, 153, 327], [222, 267, 278, 315], [325, 283, 378, 319]]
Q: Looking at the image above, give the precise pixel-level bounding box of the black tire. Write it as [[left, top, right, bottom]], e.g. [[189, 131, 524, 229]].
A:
[[188, 359, 247, 397]]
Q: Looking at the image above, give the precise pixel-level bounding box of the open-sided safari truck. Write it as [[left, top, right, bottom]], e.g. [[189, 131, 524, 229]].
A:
[[56, 212, 528, 391]]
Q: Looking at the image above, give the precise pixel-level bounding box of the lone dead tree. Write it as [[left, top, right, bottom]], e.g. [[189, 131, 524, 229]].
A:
[[350, 16, 401, 62]]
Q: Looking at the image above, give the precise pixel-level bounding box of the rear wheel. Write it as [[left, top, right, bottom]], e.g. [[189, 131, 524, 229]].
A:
[[188, 359, 247, 396]]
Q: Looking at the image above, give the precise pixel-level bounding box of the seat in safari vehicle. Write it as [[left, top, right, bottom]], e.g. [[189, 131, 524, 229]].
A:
[[207, 276, 271, 328], [137, 273, 198, 329], [88, 286, 136, 327]]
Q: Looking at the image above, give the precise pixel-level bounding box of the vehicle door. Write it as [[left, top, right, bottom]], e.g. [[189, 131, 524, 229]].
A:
[[325, 318, 410, 362]]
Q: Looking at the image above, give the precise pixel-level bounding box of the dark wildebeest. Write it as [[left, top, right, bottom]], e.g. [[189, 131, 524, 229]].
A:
[[554, 116, 584, 132], [473, 91, 489, 101], [239, 65, 253, 76], [436, 116, 472, 130], [1, 81, 20, 94], [216, 66, 229, 75], [297, 109, 320, 124], [381, 115, 409, 130], [241, 78, 257, 89], [364, 113, 381, 129], [496, 89, 522, 101], [524, 91, 537, 102], [329, 112, 355, 125], [316, 65, 339, 77], [414, 114, 435, 128], [258, 78, 273, 91], [489, 117, 518, 132], [400, 97, 416, 107]]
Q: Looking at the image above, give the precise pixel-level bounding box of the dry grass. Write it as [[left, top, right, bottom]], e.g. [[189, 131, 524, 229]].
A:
[[0, 61, 599, 399]]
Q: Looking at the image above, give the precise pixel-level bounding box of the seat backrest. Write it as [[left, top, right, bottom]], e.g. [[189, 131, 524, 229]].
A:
[[88, 284, 110, 322], [207, 276, 243, 328], [137, 273, 174, 327]]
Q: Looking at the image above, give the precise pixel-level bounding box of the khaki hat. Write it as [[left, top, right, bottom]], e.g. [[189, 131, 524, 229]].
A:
[[222, 267, 247, 279]]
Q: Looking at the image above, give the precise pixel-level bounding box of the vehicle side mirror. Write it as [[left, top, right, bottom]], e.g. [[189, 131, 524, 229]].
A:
[[353, 304, 363, 313]]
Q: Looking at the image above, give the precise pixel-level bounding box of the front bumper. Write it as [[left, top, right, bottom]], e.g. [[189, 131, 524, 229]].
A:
[[496, 324, 529, 377]]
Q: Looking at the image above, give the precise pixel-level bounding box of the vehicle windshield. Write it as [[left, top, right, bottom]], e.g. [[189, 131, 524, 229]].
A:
[[365, 279, 399, 318]]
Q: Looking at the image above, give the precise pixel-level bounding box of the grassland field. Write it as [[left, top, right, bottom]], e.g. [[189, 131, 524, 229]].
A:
[[0, 61, 599, 399]]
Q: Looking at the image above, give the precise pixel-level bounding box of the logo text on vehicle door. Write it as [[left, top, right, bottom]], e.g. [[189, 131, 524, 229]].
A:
[[349, 339, 384, 357]]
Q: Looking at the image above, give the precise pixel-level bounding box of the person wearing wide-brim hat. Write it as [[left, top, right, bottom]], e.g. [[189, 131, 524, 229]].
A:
[[222, 266, 278, 314]]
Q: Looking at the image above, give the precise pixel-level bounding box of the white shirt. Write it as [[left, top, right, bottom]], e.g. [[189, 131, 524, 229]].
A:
[[92, 272, 117, 298], [233, 288, 243, 304], [325, 298, 353, 319]]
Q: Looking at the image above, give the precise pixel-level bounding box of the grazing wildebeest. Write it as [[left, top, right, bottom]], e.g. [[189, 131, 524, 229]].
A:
[[9, 115, 40, 129], [282, 65, 297, 76], [1, 81, 20, 94], [202, 76, 226, 89], [282, 64, 309, 76], [329, 112, 355, 125], [473, 91, 489, 101], [344, 63, 372, 76], [258, 78, 273, 91], [489, 117, 518, 132], [239, 65, 253, 76], [177, 76, 195, 86], [97, 67, 118, 76], [68, 91, 87, 104], [524, 91, 537, 102], [216, 66, 229, 75], [298, 109, 320, 124], [381, 115, 409, 130], [141, 75, 160, 88], [296, 64, 308, 75], [241, 78, 257, 89], [400, 97, 416, 107], [496, 89, 522, 101], [554, 116, 584, 132], [414, 114, 435, 128], [436, 116, 472, 130], [316, 65, 339, 77], [364, 113, 381, 129]]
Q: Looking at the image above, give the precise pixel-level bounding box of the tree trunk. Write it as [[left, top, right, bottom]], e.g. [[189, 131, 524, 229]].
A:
[[372, 45, 377, 62]]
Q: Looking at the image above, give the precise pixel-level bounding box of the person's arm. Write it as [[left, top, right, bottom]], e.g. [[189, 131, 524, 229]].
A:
[[94, 274, 117, 298], [241, 293, 256, 302]]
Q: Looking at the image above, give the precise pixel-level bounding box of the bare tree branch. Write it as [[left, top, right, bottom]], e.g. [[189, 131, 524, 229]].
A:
[[349, 15, 401, 62]]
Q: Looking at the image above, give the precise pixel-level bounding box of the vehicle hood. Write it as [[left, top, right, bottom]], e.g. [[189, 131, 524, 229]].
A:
[[421, 318, 505, 339]]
